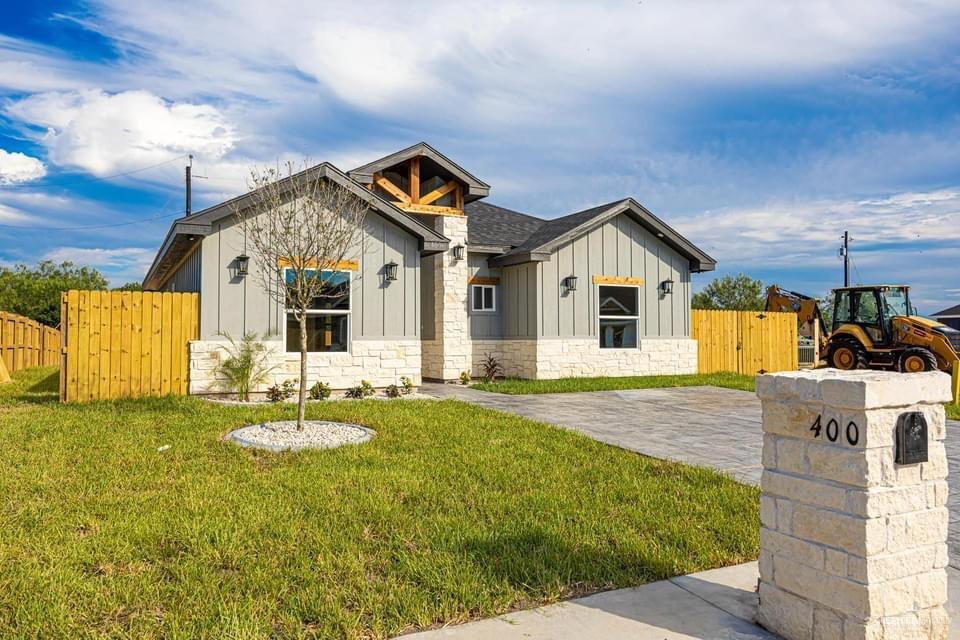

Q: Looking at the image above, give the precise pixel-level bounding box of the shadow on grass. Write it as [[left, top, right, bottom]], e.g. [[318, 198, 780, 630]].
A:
[[1, 367, 60, 404]]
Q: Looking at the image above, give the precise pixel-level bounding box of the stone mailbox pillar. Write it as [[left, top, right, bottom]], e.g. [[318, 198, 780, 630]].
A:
[[756, 369, 952, 640]]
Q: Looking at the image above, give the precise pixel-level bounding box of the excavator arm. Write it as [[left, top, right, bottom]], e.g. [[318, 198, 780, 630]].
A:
[[765, 285, 829, 347]]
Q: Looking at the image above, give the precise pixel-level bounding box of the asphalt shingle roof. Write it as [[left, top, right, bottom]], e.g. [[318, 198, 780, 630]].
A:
[[507, 200, 625, 253], [464, 201, 546, 248], [933, 303, 960, 317]]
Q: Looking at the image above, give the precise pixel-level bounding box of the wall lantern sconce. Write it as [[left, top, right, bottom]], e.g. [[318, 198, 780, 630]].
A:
[[235, 254, 250, 277], [452, 245, 466, 261], [384, 261, 399, 281], [563, 275, 578, 292], [660, 279, 674, 295]]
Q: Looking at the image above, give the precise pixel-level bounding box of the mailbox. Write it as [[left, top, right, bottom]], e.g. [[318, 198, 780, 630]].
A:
[[895, 412, 928, 465]]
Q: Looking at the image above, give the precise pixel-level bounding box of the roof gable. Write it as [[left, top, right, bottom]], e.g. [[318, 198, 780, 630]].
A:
[[143, 162, 449, 289], [349, 142, 490, 202], [933, 303, 960, 317], [488, 198, 716, 272]]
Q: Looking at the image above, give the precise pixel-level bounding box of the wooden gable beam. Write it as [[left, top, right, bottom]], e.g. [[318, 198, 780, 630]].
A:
[[409, 158, 420, 204], [419, 180, 458, 206], [373, 174, 411, 204]]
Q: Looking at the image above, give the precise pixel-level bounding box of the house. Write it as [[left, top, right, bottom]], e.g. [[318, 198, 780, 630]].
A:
[[932, 304, 960, 331], [142, 143, 715, 393]]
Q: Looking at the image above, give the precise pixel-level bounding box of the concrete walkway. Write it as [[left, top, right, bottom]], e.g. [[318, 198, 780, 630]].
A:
[[404, 562, 773, 639], [403, 563, 960, 639]]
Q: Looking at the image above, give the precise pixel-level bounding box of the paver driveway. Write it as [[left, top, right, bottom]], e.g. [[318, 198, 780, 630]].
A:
[[423, 382, 960, 567]]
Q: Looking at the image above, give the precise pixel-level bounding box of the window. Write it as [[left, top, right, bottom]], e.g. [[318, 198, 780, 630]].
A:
[[598, 285, 639, 348], [471, 284, 496, 312], [833, 291, 851, 330], [284, 269, 351, 352], [853, 291, 880, 325]]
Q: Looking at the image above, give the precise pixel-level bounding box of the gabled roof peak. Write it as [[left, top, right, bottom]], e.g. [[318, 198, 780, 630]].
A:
[[349, 142, 490, 203]]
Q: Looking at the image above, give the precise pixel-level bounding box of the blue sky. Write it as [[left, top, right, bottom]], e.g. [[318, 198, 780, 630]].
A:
[[0, 1, 958, 312]]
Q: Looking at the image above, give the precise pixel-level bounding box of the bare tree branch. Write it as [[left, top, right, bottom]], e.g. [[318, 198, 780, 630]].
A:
[[231, 160, 373, 430]]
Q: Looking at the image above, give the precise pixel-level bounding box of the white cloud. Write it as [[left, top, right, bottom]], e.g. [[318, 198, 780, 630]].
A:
[[674, 188, 960, 312], [81, 0, 960, 124], [0, 149, 46, 184], [42, 246, 154, 285], [6, 89, 237, 176]]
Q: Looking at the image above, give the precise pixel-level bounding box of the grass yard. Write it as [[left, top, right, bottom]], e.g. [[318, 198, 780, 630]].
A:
[[949, 403, 960, 420], [471, 371, 756, 395], [0, 367, 759, 639]]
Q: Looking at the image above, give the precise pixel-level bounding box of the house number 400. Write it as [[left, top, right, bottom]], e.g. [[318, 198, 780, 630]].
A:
[[810, 415, 859, 446]]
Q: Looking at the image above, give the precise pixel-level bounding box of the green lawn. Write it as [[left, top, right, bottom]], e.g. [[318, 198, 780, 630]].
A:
[[0, 367, 758, 639], [472, 372, 756, 395], [948, 403, 960, 420]]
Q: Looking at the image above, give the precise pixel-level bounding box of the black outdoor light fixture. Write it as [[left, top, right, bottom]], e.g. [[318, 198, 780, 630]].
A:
[[384, 260, 399, 281], [453, 244, 466, 260], [235, 254, 250, 276], [660, 279, 674, 295], [563, 275, 578, 292]]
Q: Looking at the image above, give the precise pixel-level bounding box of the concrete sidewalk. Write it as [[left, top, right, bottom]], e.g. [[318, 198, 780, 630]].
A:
[[402, 563, 960, 639]]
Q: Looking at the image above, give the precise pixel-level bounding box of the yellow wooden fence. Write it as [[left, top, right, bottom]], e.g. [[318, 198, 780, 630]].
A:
[[0, 311, 61, 380], [693, 309, 798, 375], [59, 291, 199, 402]]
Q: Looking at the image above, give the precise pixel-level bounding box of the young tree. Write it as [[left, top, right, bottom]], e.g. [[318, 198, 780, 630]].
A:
[[234, 161, 371, 430], [0, 261, 107, 326], [692, 273, 766, 311]]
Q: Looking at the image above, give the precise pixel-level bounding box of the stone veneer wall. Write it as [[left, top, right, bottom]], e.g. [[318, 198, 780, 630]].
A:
[[189, 339, 421, 394], [469, 337, 697, 379], [756, 369, 951, 640], [422, 215, 471, 381]]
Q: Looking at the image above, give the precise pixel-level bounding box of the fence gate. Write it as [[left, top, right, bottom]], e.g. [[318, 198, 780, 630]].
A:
[[692, 309, 798, 375], [59, 290, 199, 402]]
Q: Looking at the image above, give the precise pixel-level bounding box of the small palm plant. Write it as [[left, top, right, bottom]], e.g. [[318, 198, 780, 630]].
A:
[[215, 332, 276, 401]]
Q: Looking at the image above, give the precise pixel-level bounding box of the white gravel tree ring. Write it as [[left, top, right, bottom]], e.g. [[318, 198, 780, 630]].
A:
[[227, 421, 375, 452]]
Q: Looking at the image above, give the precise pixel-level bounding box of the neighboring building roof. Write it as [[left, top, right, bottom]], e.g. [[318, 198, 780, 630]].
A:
[[143, 162, 450, 290], [933, 303, 960, 318], [464, 201, 546, 252], [486, 198, 716, 273], [349, 142, 490, 202]]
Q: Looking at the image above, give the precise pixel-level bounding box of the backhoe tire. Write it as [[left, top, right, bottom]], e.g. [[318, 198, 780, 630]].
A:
[[898, 347, 938, 373], [829, 338, 868, 370]]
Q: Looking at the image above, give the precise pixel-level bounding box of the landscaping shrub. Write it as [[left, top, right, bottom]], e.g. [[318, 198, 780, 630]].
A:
[[384, 384, 402, 398], [459, 371, 471, 385], [399, 376, 414, 394], [480, 353, 504, 382], [345, 380, 375, 399], [267, 379, 298, 402], [309, 380, 331, 400], [215, 332, 276, 401]]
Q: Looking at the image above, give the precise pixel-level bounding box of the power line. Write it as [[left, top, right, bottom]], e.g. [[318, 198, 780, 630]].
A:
[[0, 154, 189, 190], [0, 210, 180, 231]]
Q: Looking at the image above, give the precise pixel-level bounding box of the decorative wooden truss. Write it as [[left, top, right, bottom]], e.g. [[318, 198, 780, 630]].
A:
[[370, 157, 464, 216]]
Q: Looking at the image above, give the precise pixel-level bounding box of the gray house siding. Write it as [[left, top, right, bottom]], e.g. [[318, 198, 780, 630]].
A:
[[467, 253, 503, 338], [537, 213, 691, 339], [501, 262, 538, 338], [161, 246, 201, 293], [198, 211, 420, 342]]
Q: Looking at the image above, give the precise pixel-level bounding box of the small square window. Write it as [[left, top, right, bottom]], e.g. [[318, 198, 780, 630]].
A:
[[471, 284, 496, 312], [598, 285, 639, 349]]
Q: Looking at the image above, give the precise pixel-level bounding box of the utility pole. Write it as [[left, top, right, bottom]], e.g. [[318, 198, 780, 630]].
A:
[[840, 230, 850, 287], [185, 154, 193, 216]]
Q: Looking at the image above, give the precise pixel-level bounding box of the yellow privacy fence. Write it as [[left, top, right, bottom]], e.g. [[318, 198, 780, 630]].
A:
[[692, 309, 798, 375], [60, 291, 199, 402], [0, 311, 60, 382]]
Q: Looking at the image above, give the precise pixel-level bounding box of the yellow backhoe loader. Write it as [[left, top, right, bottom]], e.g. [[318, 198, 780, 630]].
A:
[[766, 284, 960, 373]]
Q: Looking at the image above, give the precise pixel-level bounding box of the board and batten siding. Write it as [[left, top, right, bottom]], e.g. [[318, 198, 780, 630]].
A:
[[199, 211, 420, 342], [501, 262, 538, 338], [161, 246, 201, 293], [467, 253, 503, 338], [537, 213, 691, 339]]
